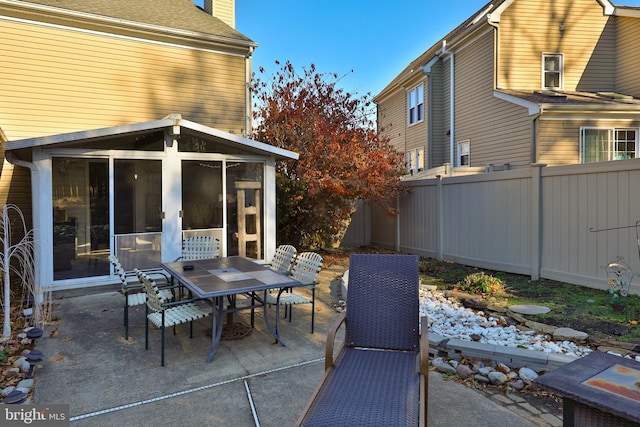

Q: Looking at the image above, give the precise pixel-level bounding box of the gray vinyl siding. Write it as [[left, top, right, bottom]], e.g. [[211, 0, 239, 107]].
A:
[[616, 16, 640, 98], [498, 0, 615, 92], [0, 17, 247, 140], [455, 30, 532, 169]]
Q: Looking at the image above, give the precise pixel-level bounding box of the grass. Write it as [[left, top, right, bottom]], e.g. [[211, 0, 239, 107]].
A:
[[418, 258, 640, 343]]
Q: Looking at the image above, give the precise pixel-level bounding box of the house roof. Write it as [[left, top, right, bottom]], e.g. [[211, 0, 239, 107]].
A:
[[374, 0, 633, 101], [495, 89, 640, 116], [374, 0, 499, 101], [498, 89, 640, 106], [12, 0, 253, 44], [3, 114, 299, 160]]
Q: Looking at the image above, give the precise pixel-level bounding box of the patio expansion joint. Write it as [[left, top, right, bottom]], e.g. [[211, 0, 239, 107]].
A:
[[68, 357, 324, 422]]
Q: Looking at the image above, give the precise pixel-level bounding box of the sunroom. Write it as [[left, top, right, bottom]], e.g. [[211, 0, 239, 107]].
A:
[[4, 114, 298, 291]]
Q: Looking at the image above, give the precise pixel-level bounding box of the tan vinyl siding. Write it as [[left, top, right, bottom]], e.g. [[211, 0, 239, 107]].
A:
[[406, 79, 428, 154], [439, 58, 451, 167], [377, 90, 406, 155], [0, 18, 247, 140], [455, 30, 532, 169], [498, 0, 615, 92], [0, 156, 32, 228], [537, 119, 640, 167], [537, 120, 581, 166], [616, 16, 640, 98], [212, 0, 235, 28], [429, 62, 446, 168]]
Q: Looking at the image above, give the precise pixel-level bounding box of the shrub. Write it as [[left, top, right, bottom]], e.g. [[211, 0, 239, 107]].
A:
[[456, 272, 506, 296], [419, 259, 445, 275]]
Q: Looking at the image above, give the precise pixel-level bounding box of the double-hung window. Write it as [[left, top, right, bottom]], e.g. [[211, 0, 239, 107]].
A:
[[581, 128, 638, 163], [408, 84, 424, 125], [457, 140, 470, 167], [406, 147, 425, 175], [542, 53, 563, 90]]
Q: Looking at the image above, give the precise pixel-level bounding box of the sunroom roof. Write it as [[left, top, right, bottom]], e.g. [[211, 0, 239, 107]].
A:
[[3, 114, 299, 161]]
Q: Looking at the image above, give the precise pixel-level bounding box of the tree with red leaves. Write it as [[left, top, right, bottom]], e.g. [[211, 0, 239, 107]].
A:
[[251, 61, 406, 248]]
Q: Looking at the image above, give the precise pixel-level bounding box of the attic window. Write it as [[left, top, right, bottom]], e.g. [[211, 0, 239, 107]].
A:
[[542, 53, 563, 90]]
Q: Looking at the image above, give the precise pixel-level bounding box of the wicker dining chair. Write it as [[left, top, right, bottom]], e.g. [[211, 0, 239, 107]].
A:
[[181, 235, 220, 261], [136, 269, 212, 366], [266, 244, 297, 273], [295, 254, 428, 426], [265, 251, 323, 333], [108, 255, 173, 340]]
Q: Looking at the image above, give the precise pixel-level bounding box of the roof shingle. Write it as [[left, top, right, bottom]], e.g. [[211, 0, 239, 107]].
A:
[[18, 0, 253, 43]]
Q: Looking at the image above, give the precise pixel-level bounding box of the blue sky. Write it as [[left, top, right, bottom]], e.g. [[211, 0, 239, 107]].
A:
[[193, 0, 640, 97]]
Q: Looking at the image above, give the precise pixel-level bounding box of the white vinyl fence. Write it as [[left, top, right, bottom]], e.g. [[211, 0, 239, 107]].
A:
[[346, 160, 640, 294]]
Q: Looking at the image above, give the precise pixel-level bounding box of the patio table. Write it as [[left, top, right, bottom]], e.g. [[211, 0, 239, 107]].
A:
[[535, 351, 640, 426], [161, 256, 302, 363]]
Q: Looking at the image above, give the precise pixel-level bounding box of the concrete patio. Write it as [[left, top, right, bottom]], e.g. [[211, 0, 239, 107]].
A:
[[32, 263, 546, 426]]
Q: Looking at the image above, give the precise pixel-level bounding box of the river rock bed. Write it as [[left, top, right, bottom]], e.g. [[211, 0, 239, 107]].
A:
[[419, 288, 594, 358]]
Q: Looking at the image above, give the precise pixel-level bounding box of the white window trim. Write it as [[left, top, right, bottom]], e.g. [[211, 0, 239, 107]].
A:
[[580, 127, 639, 163], [457, 140, 470, 167], [407, 84, 425, 126], [542, 53, 564, 90], [406, 146, 425, 175]]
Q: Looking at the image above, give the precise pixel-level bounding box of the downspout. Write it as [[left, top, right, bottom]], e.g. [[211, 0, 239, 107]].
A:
[[422, 57, 438, 170], [531, 112, 541, 163], [427, 74, 433, 169], [245, 46, 254, 138], [4, 151, 40, 292], [441, 40, 455, 169], [487, 18, 499, 90]]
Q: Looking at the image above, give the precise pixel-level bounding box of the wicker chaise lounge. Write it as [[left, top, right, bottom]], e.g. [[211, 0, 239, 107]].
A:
[[295, 254, 429, 426]]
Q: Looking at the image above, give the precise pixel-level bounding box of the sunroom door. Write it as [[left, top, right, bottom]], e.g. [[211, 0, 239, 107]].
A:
[[113, 159, 163, 271], [180, 160, 264, 259], [181, 160, 224, 251]]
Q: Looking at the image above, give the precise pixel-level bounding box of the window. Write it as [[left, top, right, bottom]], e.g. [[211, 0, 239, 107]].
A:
[[542, 53, 563, 90], [408, 84, 424, 125], [457, 140, 470, 167], [581, 128, 638, 163], [406, 147, 424, 175], [52, 158, 111, 280], [616, 130, 637, 160]]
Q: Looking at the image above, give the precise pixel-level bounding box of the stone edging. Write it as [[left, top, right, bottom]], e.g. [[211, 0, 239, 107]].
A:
[[428, 332, 579, 373]]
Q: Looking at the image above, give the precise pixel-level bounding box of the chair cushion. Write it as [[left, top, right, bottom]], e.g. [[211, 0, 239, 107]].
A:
[[301, 348, 420, 426]]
